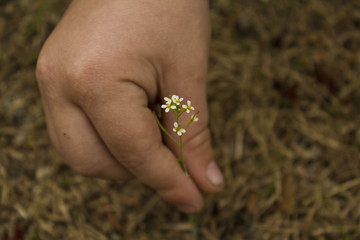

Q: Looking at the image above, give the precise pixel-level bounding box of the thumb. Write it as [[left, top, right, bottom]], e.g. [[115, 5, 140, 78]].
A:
[[160, 74, 224, 193]]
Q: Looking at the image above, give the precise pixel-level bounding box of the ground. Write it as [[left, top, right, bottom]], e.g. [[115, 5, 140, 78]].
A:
[[1, 0, 360, 239]]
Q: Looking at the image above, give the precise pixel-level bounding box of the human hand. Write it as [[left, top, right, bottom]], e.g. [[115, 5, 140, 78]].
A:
[[36, 0, 224, 213]]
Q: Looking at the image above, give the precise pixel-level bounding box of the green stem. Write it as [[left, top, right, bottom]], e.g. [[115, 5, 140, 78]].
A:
[[178, 109, 186, 118], [179, 136, 190, 177], [153, 112, 178, 145], [189, 214, 198, 239]]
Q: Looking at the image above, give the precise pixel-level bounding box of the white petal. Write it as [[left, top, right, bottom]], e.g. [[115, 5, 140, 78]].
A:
[[187, 100, 191, 105], [177, 131, 182, 136], [165, 108, 169, 112], [174, 122, 178, 128], [191, 106, 195, 110], [161, 105, 167, 108], [173, 128, 176, 132], [181, 129, 186, 133], [182, 105, 187, 108], [186, 109, 190, 113], [171, 105, 176, 109]]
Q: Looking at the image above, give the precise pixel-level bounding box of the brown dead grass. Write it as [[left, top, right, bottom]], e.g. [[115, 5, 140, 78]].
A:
[[1, 0, 360, 239]]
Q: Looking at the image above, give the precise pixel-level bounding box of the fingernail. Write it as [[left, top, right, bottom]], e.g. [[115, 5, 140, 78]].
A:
[[206, 161, 224, 187], [177, 204, 196, 214]]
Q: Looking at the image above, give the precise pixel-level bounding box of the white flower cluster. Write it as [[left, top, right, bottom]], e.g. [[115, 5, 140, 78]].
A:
[[161, 95, 198, 136]]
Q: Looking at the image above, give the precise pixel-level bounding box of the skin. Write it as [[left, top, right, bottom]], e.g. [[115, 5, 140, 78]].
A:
[[36, 0, 224, 213]]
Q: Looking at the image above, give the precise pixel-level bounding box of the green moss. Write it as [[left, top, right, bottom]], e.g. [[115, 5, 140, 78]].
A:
[[29, 229, 40, 240], [70, 208, 81, 220], [351, 91, 360, 108], [326, 103, 342, 117], [59, 177, 70, 189]]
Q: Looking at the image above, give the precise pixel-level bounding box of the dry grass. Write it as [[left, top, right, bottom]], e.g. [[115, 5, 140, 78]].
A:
[[1, 0, 360, 239]]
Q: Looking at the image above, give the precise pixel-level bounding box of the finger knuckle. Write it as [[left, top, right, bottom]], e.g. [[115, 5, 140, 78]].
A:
[[183, 126, 212, 153], [36, 53, 59, 97], [35, 54, 51, 83], [121, 157, 146, 172], [65, 60, 102, 102], [36, 50, 101, 103]]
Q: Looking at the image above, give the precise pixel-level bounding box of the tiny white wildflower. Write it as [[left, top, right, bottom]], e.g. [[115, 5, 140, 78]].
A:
[[164, 97, 172, 104], [173, 122, 186, 136], [161, 102, 176, 112], [182, 100, 195, 113], [171, 95, 178, 101], [172, 95, 183, 105]]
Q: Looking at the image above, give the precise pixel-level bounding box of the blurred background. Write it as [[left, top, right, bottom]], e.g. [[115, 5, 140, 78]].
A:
[[1, 0, 360, 239]]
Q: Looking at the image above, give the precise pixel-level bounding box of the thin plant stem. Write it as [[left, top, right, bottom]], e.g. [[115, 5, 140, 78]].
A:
[[153, 112, 178, 145], [189, 214, 198, 239], [179, 136, 190, 177], [178, 109, 186, 118]]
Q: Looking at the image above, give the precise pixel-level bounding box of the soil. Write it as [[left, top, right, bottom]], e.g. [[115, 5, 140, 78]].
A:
[[1, 0, 360, 239]]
